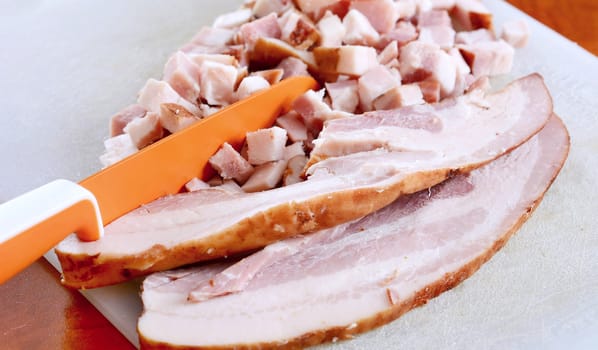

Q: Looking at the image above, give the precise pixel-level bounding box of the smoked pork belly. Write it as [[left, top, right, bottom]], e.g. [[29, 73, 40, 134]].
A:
[[138, 115, 569, 350], [309, 74, 550, 165]]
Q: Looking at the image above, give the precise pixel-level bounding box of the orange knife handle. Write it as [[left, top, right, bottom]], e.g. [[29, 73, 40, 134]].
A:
[[0, 180, 103, 284]]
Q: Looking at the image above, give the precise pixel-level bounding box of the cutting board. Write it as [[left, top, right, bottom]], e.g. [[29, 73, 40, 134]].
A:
[[1, 1, 597, 348]]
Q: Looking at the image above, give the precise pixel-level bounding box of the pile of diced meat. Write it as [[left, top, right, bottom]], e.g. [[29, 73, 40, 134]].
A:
[[101, 0, 529, 193]]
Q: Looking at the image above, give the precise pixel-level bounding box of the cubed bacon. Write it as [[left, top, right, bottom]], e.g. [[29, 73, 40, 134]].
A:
[[418, 9, 451, 27], [451, 0, 493, 31], [377, 41, 398, 65], [430, 0, 456, 9], [418, 79, 441, 103], [109, 104, 147, 137], [394, 0, 417, 20], [325, 79, 359, 113], [349, 0, 398, 34], [199, 104, 221, 118], [218, 180, 244, 193], [418, 25, 456, 49], [209, 142, 254, 183], [199, 61, 238, 106], [279, 9, 320, 49], [250, 69, 284, 85], [163, 51, 201, 105], [246, 126, 288, 165], [251, 37, 316, 71], [342, 9, 380, 46], [212, 8, 253, 29], [99, 134, 137, 168], [241, 160, 287, 192], [283, 155, 308, 186], [399, 41, 457, 97], [238, 13, 281, 46], [455, 28, 496, 44], [372, 84, 424, 110], [252, 0, 293, 18], [358, 65, 401, 111], [123, 112, 163, 149], [275, 57, 311, 79], [316, 12, 345, 47], [235, 76, 271, 100], [378, 21, 418, 49], [291, 89, 333, 131], [314, 45, 378, 76], [458, 39, 515, 77], [184, 178, 210, 192], [501, 19, 529, 48], [188, 26, 236, 47], [159, 103, 199, 133], [283, 142, 306, 161], [137, 79, 200, 116], [294, 0, 341, 17], [275, 111, 309, 142]]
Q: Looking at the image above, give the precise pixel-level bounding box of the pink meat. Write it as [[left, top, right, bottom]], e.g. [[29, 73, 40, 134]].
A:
[[378, 21, 418, 48], [56, 75, 554, 289], [451, 0, 493, 31], [199, 61, 238, 106], [212, 8, 253, 29], [235, 76, 270, 100], [358, 65, 401, 112], [123, 112, 163, 149], [377, 41, 399, 65], [399, 41, 457, 97], [138, 115, 569, 349], [109, 104, 147, 137], [458, 39, 515, 78], [159, 103, 199, 133], [184, 178, 210, 192], [314, 45, 379, 76], [325, 79, 359, 113], [246, 126, 288, 165], [137, 79, 200, 116], [209, 142, 254, 184], [278, 8, 320, 49], [291, 89, 333, 131], [418, 25, 456, 49], [252, 0, 293, 18], [187, 26, 235, 47], [349, 0, 398, 34], [276, 56, 310, 79], [238, 13, 281, 46], [241, 160, 288, 193], [163, 51, 201, 104], [250, 69, 284, 85], [455, 28, 496, 44], [99, 134, 138, 168], [275, 111, 309, 142], [372, 84, 424, 110], [342, 9, 380, 46], [316, 11, 345, 47], [418, 9, 452, 27], [501, 19, 530, 48]]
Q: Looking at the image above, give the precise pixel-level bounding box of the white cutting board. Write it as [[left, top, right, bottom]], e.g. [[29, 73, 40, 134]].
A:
[[1, 1, 597, 349]]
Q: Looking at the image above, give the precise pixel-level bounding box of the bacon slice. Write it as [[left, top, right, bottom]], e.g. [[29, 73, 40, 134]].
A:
[[55, 74, 553, 288], [138, 115, 569, 349]]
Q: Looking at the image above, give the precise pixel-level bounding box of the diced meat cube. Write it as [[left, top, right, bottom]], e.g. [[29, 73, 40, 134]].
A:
[[199, 104, 221, 118], [418, 80, 441, 103], [123, 112, 163, 149], [283, 155, 308, 186], [349, 0, 398, 34], [188, 53, 239, 68], [159, 103, 199, 133], [137, 79, 200, 116], [246, 127, 288, 165], [358, 65, 401, 111], [241, 160, 287, 192], [199, 61, 238, 106], [236, 76, 271, 100], [418, 9, 451, 27], [185, 178, 210, 192], [378, 21, 418, 48], [251, 37, 316, 71], [252, 0, 293, 18], [294, 0, 341, 17], [109, 104, 147, 137], [377, 41, 399, 65], [275, 111, 308, 142], [455, 28, 496, 45], [399, 41, 457, 97], [325, 80, 359, 113], [316, 12, 345, 47], [188, 26, 235, 47], [276, 57, 311, 79], [448, 47, 471, 76], [209, 142, 254, 183], [430, 0, 456, 10], [418, 25, 456, 49], [501, 19, 529, 48], [283, 142, 305, 161], [163, 51, 201, 104], [212, 8, 253, 29], [218, 180, 244, 193], [99, 134, 138, 168], [372, 84, 424, 110], [466, 75, 491, 93], [415, 0, 433, 12], [394, 0, 417, 20], [238, 13, 281, 46], [342, 9, 380, 46], [458, 40, 515, 77], [451, 0, 493, 31], [279, 9, 320, 49], [314, 45, 378, 76], [249, 69, 284, 86], [291, 89, 333, 131]]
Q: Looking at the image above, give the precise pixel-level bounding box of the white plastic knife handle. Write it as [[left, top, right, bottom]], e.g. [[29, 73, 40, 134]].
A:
[[0, 179, 103, 284]]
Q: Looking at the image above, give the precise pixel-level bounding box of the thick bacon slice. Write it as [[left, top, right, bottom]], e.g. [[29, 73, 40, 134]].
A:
[[138, 115, 569, 349], [55, 75, 552, 288]]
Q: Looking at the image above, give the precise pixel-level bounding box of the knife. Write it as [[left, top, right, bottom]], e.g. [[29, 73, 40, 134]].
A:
[[0, 76, 317, 284]]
